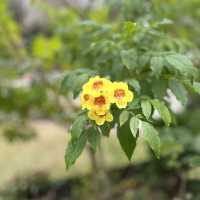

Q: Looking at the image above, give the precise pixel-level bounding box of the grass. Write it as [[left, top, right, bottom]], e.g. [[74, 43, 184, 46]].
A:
[[0, 120, 148, 188]]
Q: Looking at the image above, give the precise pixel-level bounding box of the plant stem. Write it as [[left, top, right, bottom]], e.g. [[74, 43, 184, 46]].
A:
[[87, 143, 112, 200]]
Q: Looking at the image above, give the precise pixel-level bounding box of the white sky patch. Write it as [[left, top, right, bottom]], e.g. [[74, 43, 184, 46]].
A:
[[152, 89, 185, 122], [164, 89, 184, 114]]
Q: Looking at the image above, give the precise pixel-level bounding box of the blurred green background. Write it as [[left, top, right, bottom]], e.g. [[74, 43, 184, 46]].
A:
[[0, 0, 200, 199]]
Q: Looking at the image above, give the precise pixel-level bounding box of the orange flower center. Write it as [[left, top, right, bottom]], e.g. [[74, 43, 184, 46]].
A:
[[92, 80, 103, 90], [83, 94, 90, 101], [99, 114, 106, 118], [94, 95, 106, 107], [114, 89, 125, 99]]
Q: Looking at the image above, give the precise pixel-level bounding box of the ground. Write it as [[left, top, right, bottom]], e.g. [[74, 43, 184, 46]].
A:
[[0, 120, 148, 189]]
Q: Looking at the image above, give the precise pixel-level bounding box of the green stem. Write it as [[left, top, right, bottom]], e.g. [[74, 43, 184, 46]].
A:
[[87, 143, 112, 200]]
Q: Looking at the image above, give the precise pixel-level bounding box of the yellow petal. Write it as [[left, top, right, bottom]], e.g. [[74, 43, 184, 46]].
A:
[[95, 117, 106, 126], [106, 112, 113, 122], [127, 91, 134, 102], [95, 108, 107, 115], [88, 110, 96, 120], [116, 101, 127, 109]]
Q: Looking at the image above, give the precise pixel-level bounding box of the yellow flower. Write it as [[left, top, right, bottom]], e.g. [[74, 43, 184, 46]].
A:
[[83, 76, 113, 97], [90, 93, 111, 115], [111, 82, 133, 109], [80, 76, 134, 125], [80, 93, 93, 110], [88, 110, 113, 126]]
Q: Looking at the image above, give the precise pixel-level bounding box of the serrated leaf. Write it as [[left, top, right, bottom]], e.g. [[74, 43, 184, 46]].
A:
[[193, 82, 200, 94], [128, 79, 141, 94], [71, 115, 87, 139], [169, 79, 188, 105], [119, 110, 129, 126], [117, 122, 137, 160], [129, 116, 140, 137], [165, 54, 197, 78], [150, 56, 163, 78], [141, 100, 152, 119], [87, 126, 100, 151], [65, 133, 87, 169], [142, 121, 160, 158], [151, 99, 171, 126], [121, 49, 138, 70]]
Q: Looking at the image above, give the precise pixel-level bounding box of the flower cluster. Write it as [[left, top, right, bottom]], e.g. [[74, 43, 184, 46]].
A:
[[80, 76, 134, 125]]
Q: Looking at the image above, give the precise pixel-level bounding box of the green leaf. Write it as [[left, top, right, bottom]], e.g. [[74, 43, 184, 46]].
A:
[[150, 56, 163, 78], [138, 54, 150, 68], [121, 49, 138, 70], [182, 80, 194, 93], [65, 133, 87, 169], [128, 79, 141, 94], [100, 123, 113, 137], [165, 54, 197, 78], [128, 98, 140, 110], [71, 115, 87, 139], [123, 21, 136, 37], [151, 99, 171, 126], [187, 156, 200, 167], [169, 79, 188, 105], [193, 82, 200, 94], [152, 79, 167, 99], [60, 72, 90, 97], [119, 110, 129, 126], [32, 36, 61, 60], [117, 122, 137, 160], [141, 100, 152, 119], [142, 121, 160, 158], [60, 72, 73, 93], [87, 126, 100, 151], [129, 116, 140, 137], [73, 74, 90, 98]]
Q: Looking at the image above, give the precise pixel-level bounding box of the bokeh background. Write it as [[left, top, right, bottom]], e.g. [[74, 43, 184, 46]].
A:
[[0, 0, 200, 199]]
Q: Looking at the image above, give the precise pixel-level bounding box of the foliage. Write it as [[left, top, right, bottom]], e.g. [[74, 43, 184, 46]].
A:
[[2, 124, 36, 142], [60, 3, 200, 167]]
